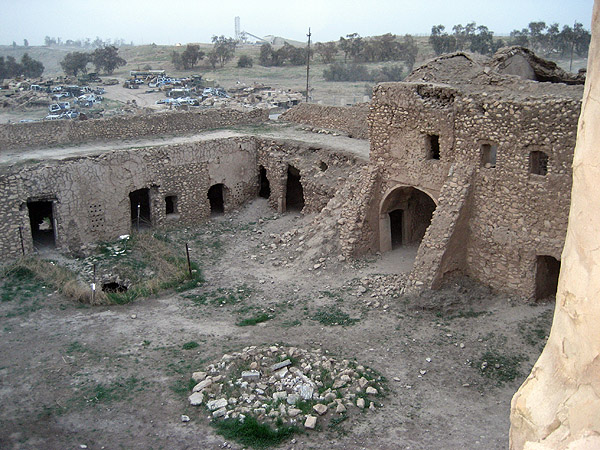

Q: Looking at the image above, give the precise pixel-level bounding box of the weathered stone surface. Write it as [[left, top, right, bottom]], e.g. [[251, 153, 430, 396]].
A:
[[241, 371, 260, 381], [188, 392, 204, 406], [192, 378, 212, 392], [304, 415, 317, 429], [312, 404, 328, 416], [509, 5, 600, 448], [207, 398, 228, 411], [271, 359, 292, 371], [192, 371, 207, 382]]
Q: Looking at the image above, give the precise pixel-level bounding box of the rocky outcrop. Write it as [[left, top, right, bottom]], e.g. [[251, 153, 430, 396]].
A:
[[509, 2, 600, 448]]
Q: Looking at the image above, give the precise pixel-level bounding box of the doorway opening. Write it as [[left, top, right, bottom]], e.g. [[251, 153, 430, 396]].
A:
[[259, 166, 271, 199], [208, 184, 225, 215], [380, 186, 437, 253], [535, 255, 560, 301], [389, 209, 403, 249], [286, 165, 304, 211], [129, 188, 151, 229], [27, 200, 56, 249]]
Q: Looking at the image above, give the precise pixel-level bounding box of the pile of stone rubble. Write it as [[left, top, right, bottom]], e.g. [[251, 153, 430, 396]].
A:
[[188, 344, 385, 430]]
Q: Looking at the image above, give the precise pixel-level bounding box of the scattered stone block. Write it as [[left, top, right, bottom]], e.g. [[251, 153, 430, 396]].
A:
[[304, 415, 317, 429]]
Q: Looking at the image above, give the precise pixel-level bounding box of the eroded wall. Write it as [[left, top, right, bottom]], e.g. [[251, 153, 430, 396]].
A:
[[281, 103, 370, 139], [0, 108, 268, 150], [366, 81, 580, 299]]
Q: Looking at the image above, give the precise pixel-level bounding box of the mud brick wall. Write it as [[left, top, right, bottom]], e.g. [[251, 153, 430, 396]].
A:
[[367, 81, 581, 299], [0, 108, 268, 150], [281, 103, 370, 139], [0, 137, 259, 258]]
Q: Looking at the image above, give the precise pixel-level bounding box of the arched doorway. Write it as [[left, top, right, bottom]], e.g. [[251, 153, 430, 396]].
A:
[[379, 186, 437, 253], [259, 165, 270, 199], [286, 165, 304, 211], [208, 184, 226, 216]]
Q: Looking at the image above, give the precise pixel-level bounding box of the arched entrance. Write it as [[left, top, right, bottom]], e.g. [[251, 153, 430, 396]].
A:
[[379, 186, 437, 253], [535, 255, 560, 301], [285, 165, 304, 211], [208, 184, 226, 216]]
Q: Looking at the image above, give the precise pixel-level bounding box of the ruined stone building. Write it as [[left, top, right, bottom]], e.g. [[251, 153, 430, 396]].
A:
[[0, 47, 584, 301]]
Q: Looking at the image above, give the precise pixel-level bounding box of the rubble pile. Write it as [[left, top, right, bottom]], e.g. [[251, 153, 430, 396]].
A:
[[188, 345, 385, 430]]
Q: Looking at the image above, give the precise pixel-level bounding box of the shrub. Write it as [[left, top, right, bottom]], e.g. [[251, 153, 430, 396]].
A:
[[237, 55, 253, 68]]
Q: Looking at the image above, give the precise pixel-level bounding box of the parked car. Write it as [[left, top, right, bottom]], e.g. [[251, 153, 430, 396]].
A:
[[45, 114, 61, 120]]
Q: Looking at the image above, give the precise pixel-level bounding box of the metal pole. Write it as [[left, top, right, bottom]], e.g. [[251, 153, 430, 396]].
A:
[[306, 28, 311, 103], [18, 226, 25, 255], [137, 203, 140, 231], [92, 263, 96, 304], [185, 243, 192, 277], [569, 21, 576, 72]]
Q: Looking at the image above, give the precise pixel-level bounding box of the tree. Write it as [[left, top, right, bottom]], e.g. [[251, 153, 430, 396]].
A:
[[259, 43, 276, 66], [237, 55, 253, 68], [21, 53, 44, 77], [210, 35, 237, 67], [429, 25, 456, 55], [338, 33, 363, 62], [398, 34, 418, 71], [171, 51, 184, 70], [207, 51, 220, 69], [92, 46, 126, 74], [470, 25, 495, 55], [60, 52, 91, 76], [510, 29, 529, 47], [181, 44, 204, 69], [23, 39, 29, 47], [315, 42, 337, 63]]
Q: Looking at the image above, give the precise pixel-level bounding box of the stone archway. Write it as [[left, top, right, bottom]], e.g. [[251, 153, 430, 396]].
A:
[[379, 186, 437, 253]]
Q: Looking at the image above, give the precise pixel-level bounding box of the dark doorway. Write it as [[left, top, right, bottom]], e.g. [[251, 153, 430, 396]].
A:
[[426, 134, 440, 160], [286, 165, 304, 211], [259, 166, 271, 199], [535, 255, 560, 301], [165, 195, 177, 215], [208, 184, 225, 215], [129, 188, 151, 229], [389, 209, 403, 249], [27, 200, 56, 249]]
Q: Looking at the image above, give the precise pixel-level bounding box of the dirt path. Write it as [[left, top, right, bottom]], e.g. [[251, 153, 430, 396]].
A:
[[0, 199, 553, 450], [0, 122, 369, 166]]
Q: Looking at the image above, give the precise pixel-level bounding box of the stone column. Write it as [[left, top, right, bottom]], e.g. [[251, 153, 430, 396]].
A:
[[509, 2, 600, 449]]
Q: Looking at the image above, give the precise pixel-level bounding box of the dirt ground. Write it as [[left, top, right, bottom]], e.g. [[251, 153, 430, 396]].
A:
[[0, 198, 554, 450]]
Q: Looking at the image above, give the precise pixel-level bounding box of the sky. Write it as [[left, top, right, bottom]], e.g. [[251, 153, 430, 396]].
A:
[[0, 0, 594, 46]]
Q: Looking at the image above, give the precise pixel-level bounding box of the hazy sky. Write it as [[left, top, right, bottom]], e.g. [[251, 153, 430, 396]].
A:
[[1, 0, 594, 46]]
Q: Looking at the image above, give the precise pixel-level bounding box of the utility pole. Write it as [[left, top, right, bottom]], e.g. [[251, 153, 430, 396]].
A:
[[306, 28, 311, 103], [569, 21, 576, 72]]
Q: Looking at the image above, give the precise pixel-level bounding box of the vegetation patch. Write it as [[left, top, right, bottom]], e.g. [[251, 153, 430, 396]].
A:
[[311, 307, 359, 326], [213, 416, 299, 449], [476, 351, 525, 384], [236, 312, 272, 327]]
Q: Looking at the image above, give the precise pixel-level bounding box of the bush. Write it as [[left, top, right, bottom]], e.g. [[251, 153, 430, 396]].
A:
[[237, 55, 253, 68], [323, 63, 405, 82]]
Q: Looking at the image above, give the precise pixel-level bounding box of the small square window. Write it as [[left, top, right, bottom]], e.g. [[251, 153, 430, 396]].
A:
[[165, 195, 177, 215], [529, 151, 549, 176], [481, 143, 497, 168], [425, 134, 440, 160]]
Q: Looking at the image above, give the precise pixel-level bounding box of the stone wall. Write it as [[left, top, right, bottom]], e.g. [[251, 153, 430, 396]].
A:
[[365, 81, 581, 299], [0, 133, 359, 260], [0, 138, 258, 257], [0, 108, 268, 150], [280, 103, 370, 139]]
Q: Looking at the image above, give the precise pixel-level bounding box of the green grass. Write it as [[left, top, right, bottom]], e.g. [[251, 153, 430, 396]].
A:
[[476, 351, 525, 384], [87, 376, 140, 404], [213, 416, 299, 449], [519, 309, 553, 350], [236, 313, 272, 327], [312, 307, 359, 326], [182, 341, 200, 350], [170, 377, 196, 396]]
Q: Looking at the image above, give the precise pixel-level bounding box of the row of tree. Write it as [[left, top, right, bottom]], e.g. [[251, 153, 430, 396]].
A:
[[0, 54, 44, 79], [430, 23, 504, 56], [259, 42, 309, 66], [429, 21, 591, 57], [44, 36, 130, 48], [509, 22, 591, 57], [171, 37, 238, 70], [338, 33, 418, 68], [60, 46, 126, 76]]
